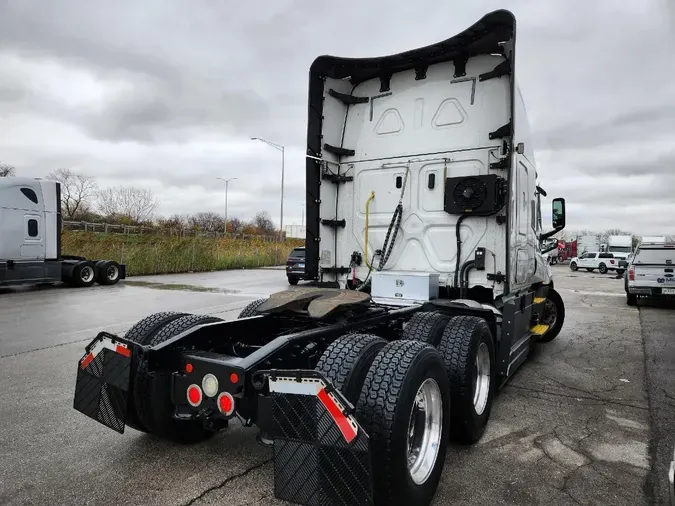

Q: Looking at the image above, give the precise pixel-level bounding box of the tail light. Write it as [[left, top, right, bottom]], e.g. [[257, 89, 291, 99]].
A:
[[187, 384, 203, 407], [610, 259, 615, 264], [217, 392, 235, 416], [202, 374, 219, 397], [628, 268, 635, 281]]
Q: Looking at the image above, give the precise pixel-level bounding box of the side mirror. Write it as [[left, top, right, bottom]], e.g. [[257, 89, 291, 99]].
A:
[[552, 198, 566, 230]]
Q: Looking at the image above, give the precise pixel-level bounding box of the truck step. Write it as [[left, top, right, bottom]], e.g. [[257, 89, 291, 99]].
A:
[[530, 324, 549, 335]]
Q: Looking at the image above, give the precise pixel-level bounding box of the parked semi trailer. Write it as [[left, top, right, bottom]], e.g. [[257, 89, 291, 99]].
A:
[[73, 10, 567, 506], [0, 177, 125, 288]]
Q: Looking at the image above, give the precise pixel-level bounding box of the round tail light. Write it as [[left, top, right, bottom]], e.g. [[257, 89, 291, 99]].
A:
[[202, 373, 219, 397], [217, 392, 235, 416], [187, 384, 203, 407]]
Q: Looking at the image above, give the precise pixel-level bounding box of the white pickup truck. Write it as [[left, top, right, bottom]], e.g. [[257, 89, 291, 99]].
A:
[[622, 241, 675, 305], [569, 251, 622, 274]]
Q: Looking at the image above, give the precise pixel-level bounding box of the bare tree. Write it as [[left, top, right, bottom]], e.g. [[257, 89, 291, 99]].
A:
[[227, 217, 245, 234], [97, 186, 159, 224], [46, 168, 98, 219], [0, 162, 16, 177], [187, 212, 225, 233], [252, 211, 276, 235]]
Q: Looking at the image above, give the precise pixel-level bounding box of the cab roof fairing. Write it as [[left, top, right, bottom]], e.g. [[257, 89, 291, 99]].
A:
[[308, 9, 516, 85]]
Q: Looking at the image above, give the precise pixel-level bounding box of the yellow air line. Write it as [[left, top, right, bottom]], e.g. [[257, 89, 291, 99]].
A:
[[364, 191, 375, 270]]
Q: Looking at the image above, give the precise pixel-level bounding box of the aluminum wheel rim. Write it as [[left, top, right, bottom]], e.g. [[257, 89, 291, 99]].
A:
[[407, 378, 443, 486], [473, 342, 491, 415], [80, 266, 94, 283], [106, 265, 119, 281]]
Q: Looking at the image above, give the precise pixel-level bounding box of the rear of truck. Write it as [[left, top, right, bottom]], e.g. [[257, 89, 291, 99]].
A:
[[72, 10, 566, 506], [625, 243, 675, 304]]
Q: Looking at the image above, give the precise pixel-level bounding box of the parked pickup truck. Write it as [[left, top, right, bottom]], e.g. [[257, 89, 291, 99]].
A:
[[569, 251, 622, 274], [621, 240, 675, 305]]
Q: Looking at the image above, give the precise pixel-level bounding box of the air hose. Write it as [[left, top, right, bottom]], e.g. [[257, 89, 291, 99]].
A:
[[378, 167, 409, 271]]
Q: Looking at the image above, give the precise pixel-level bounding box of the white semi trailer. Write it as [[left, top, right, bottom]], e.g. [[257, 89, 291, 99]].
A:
[[0, 177, 125, 288]]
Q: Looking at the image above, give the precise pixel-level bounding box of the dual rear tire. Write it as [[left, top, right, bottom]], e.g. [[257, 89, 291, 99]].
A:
[[123, 312, 224, 444], [314, 314, 497, 505]]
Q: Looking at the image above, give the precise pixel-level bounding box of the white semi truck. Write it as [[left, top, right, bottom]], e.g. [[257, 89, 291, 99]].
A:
[[72, 10, 567, 506], [606, 234, 633, 258], [0, 177, 125, 288], [577, 234, 600, 255]]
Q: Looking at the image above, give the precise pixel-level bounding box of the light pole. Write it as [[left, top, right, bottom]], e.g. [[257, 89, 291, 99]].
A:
[[216, 177, 237, 237], [250, 137, 284, 239]]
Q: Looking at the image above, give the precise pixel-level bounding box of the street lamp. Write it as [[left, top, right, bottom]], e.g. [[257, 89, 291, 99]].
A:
[[216, 177, 238, 237], [250, 137, 284, 239]]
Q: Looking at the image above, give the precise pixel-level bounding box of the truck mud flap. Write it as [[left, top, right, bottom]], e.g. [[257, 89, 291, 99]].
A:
[[73, 332, 134, 434], [267, 370, 374, 506]]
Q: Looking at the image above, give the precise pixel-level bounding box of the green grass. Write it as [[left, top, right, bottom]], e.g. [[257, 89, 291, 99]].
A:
[[62, 230, 304, 276]]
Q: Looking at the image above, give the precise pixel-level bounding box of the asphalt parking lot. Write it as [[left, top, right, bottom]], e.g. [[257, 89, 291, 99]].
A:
[[1, 265, 673, 505]]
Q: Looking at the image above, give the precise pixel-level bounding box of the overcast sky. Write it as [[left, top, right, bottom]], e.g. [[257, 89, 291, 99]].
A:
[[1, 0, 673, 234]]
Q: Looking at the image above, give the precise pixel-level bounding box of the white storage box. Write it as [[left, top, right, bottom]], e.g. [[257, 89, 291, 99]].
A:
[[371, 271, 440, 302]]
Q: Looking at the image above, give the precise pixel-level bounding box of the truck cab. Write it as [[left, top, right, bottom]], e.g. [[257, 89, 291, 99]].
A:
[[304, 13, 564, 305], [0, 177, 61, 262], [0, 177, 125, 288]]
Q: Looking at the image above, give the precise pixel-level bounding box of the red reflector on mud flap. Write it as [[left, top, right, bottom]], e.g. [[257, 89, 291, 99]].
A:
[[80, 353, 94, 370], [80, 339, 131, 369], [317, 388, 357, 443], [115, 345, 131, 357]]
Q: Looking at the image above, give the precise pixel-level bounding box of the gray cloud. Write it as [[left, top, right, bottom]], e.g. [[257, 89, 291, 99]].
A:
[[0, 0, 673, 233]]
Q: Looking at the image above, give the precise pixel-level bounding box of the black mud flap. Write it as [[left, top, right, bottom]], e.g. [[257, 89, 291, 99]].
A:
[[73, 332, 134, 434], [267, 370, 374, 506]]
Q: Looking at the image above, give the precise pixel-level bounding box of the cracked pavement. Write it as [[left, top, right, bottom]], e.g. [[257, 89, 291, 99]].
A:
[[0, 266, 672, 505]]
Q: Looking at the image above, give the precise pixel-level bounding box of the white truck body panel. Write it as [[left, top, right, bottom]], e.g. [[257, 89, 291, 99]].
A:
[[607, 235, 632, 257], [0, 177, 52, 261], [320, 56, 513, 293], [577, 235, 600, 255]]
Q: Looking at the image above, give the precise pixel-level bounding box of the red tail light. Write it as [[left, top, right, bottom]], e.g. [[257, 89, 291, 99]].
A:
[[187, 384, 202, 407], [628, 268, 635, 281], [217, 392, 235, 416], [610, 259, 615, 264]]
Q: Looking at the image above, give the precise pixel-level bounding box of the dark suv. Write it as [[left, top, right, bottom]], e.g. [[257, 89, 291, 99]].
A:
[[286, 247, 306, 285]]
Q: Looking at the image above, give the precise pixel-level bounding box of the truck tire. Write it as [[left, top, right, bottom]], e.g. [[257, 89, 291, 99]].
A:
[[287, 276, 299, 285], [315, 333, 387, 405], [95, 260, 122, 285], [123, 311, 188, 432], [238, 298, 267, 318], [570, 262, 578, 272], [400, 311, 450, 347], [134, 314, 224, 444], [598, 263, 608, 274], [627, 293, 637, 306], [438, 315, 495, 444], [72, 261, 96, 288], [355, 340, 450, 506], [537, 288, 565, 343]]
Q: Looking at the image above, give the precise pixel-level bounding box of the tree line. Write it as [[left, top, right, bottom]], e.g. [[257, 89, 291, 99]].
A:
[[1, 163, 278, 236]]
